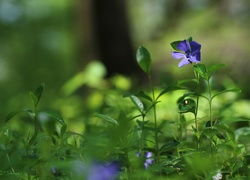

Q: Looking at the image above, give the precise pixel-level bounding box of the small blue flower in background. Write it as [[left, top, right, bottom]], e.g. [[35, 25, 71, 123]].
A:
[[171, 38, 201, 67], [87, 161, 120, 180], [71, 160, 120, 180], [144, 152, 153, 169], [137, 151, 154, 169]]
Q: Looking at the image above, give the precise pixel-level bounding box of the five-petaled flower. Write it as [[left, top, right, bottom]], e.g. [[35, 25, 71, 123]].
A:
[[171, 39, 201, 67]]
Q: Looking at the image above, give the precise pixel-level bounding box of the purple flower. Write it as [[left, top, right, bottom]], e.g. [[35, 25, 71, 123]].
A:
[[137, 151, 154, 169], [144, 152, 153, 169], [87, 161, 120, 180], [171, 39, 201, 67]]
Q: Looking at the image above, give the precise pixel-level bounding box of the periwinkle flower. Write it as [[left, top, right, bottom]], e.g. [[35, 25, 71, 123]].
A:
[[71, 160, 120, 180], [87, 161, 120, 180], [144, 152, 153, 169], [171, 39, 201, 67], [137, 151, 154, 169]]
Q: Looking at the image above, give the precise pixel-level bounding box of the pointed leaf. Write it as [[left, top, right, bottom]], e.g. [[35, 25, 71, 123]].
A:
[[136, 120, 149, 128], [60, 124, 67, 137], [94, 114, 119, 126], [1, 129, 12, 146], [203, 128, 218, 139], [207, 64, 225, 74], [5, 109, 33, 123], [187, 36, 193, 42], [28, 131, 38, 145], [130, 95, 144, 113], [136, 90, 152, 102], [136, 46, 152, 75], [170, 40, 182, 51], [156, 86, 186, 100], [211, 88, 241, 101], [193, 64, 209, 80], [30, 83, 45, 108], [159, 140, 179, 154], [39, 111, 65, 125], [177, 79, 197, 86]]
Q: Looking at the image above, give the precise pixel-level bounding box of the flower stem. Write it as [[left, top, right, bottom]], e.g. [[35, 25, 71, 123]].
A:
[[193, 69, 200, 148], [148, 75, 159, 163], [140, 113, 146, 162], [207, 79, 213, 128]]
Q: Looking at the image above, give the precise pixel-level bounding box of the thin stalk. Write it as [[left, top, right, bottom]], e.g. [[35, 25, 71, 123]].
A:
[[193, 70, 200, 148], [148, 75, 159, 163], [179, 113, 183, 142], [207, 79, 213, 128], [140, 114, 146, 159], [6, 153, 16, 174]]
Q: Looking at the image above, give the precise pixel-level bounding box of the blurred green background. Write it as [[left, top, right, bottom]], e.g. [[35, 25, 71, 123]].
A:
[[1, 0, 250, 124]]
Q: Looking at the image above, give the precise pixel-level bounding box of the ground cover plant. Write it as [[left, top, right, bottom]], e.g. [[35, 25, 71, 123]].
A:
[[1, 37, 250, 180]]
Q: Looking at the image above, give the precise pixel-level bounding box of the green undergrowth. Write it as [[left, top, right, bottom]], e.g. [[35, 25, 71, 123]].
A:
[[1, 38, 250, 180]]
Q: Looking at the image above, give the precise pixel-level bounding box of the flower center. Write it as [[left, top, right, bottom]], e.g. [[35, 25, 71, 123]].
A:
[[186, 50, 192, 63]]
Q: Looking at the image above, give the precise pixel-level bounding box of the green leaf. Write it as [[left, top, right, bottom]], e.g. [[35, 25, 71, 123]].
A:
[[178, 98, 196, 114], [156, 86, 186, 100], [39, 111, 65, 125], [193, 64, 209, 80], [135, 90, 152, 102], [235, 127, 250, 141], [28, 131, 38, 145], [0, 129, 12, 147], [207, 64, 225, 74], [60, 124, 67, 137], [129, 95, 144, 113], [202, 128, 218, 139], [5, 109, 33, 123], [221, 117, 250, 124], [192, 125, 202, 139], [30, 83, 45, 108], [94, 114, 119, 126], [177, 79, 197, 86], [211, 88, 241, 101], [136, 46, 152, 75], [143, 126, 158, 133], [177, 92, 197, 104], [170, 40, 182, 51], [187, 36, 193, 42], [159, 140, 179, 154], [136, 120, 149, 128]]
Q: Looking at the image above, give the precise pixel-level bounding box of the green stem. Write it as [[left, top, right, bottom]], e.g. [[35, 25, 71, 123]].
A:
[[179, 113, 183, 141], [207, 79, 213, 128], [194, 69, 200, 148], [6, 153, 15, 174], [140, 114, 146, 161], [148, 75, 159, 163]]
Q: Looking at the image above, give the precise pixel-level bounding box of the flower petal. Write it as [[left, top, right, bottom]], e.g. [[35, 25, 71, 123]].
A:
[[177, 40, 190, 52], [171, 52, 186, 59], [178, 58, 191, 67], [190, 41, 201, 52], [190, 51, 201, 62]]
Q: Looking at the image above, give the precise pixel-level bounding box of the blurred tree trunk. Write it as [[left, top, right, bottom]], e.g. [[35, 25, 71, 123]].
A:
[[78, 0, 139, 77]]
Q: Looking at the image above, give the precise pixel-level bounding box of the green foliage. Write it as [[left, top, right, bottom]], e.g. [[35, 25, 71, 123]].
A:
[[1, 41, 249, 180], [94, 113, 119, 126], [29, 83, 45, 109], [136, 46, 152, 75], [178, 98, 196, 114]]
